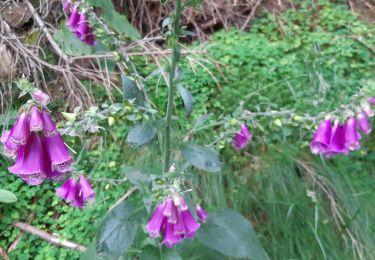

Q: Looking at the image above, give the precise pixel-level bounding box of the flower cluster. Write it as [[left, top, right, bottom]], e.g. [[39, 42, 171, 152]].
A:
[[146, 195, 208, 247], [64, 0, 96, 46], [310, 98, 374, 157], [56, 175, 95, 208], [1, 92, 73, 185], [233, 124, 252, 151]]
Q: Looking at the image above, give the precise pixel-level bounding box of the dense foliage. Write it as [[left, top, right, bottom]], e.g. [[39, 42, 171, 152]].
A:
[[1, 0, 374, 259]]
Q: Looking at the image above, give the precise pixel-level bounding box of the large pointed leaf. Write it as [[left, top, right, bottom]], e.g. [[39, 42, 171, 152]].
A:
[[87, 0, 140, 40], [0, 189, 17, 203], [180, 143, 223, 172], [122, 74, 145, 107], [96, 201, 141, 258], [197, 208, 270, 260], [127, 123, 158, 146], [177, 84, 193, 117]]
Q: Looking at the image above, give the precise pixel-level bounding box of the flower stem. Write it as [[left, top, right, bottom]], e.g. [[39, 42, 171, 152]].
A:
[[163, 0, 182, 173]]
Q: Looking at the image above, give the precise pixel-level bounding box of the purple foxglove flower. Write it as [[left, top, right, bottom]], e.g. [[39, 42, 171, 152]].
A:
[[163, 198, 175, 218], [31, 89, 51, 105], [43, 134, 73, 172], [344, 117, 361, 150], [357, 112, 372, 134], [233, 124, 252, 151], [56, 178, 79, 202], [66, 6, 80, 30], [63, 0, 71, 12], [174, 208, 187, 235], [72, 191, 84, 209], [9, 133, 47, 186], [146, 203, 166, 238], [310, 119, 332, 155], [363, 106, 374, 117], [79, 175, 95, 201], [163, 222, 183, 248], [327, 122, 349, 155], [29, 106, 43, 132], [84, 34, 96, 46], [182, 210, 200, 238], [1, 130, 19, 157], [368, 97, 375, 106], [41, 109, 58, 137], [9, 112, 30, 145], [179, 197, 188, 211], [196, 205, 209, 223], [75, 13, 89, 40]]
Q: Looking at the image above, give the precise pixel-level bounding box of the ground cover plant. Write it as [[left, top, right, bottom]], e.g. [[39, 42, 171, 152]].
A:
[[0, 0, 375, 259]]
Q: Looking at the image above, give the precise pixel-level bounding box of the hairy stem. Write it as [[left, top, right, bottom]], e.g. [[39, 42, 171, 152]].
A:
[[163, 0, 182, 173]]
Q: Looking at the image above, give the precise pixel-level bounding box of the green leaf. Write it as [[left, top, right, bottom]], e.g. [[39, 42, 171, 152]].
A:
[[177, 84, 193, 117], [80, 241, 102, 260], [122, 74, 145, 107], [197, 208, 270, 260], [96, 201, 141, 258], [87, 0, 140, 40], [54, 23, 95, 56], [127, 123, 158, 146], [0, 189, 17, 203], [180, 143, 223, 172]]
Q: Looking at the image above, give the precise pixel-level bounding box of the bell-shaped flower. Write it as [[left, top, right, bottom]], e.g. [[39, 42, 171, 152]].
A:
[[66, 6, 80, 30], [363, 106, 374, 117], [146, 203, 166, 238], [9, 112, 30, 145], [196, 205, 209, 223], [310, 119, 332, 155], [43, 133, 73, 172], [1, 130, 19, 157], [182, 210, 200, 238], [84, 34, 96, 46], [41, 109, 58, 137], [344, 117, 361, 151], [75, 13, 89, 40], [31, 89, 51, 106], [326, 122, 348, 156], [357, 112, 371, 134], [8, 133, 47, 185], [368, 97, 375, 106], [56, 178, 79, 202], [163, 222, 183, 248], [63, 0, 72, 12], [233, 124, 252, 151], [79, 175, 95, 201], [29, 106, 43, 132], [174, 208, 187, 235]]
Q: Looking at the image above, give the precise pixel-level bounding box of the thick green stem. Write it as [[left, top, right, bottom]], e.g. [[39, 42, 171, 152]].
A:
[[163, 0, 182, 173]]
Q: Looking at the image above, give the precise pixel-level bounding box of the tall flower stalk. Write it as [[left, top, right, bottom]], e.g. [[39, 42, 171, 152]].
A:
[[163, 0, 183, 173]]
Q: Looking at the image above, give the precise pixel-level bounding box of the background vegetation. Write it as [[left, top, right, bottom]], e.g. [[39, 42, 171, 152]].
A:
[[1, 0, 375, 259]]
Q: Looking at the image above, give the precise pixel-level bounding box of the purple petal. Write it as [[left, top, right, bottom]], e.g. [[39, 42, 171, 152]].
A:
[[10, 112, 30, 145], [79, 175, 95, 201], [182, 210, 200, 238], [174, 208, 186, 235], [368, 97, 375, 106], [84, 34, 96, 46], [31, 89, 51, 105], [240, 124, 252, 140], [344, 117, 360, 151], [56, 178, 78, 202], [11, 133, 47, 186], [363, 106, 374, 117], [163, 198, 175, 218], [196, 205, 209, 223], [357, 112, 371, 134], [66, 6, 80, 29], [42, 134, 73, 173], [75, 14, 89, 40], [310, 119, 332, 154], [72, 191, 84, 209], [179, 197, 188, 211], [163, 222, 183, 248], [8, 145, 25, 175], [233, 124, 252, 151], [41, 110, 58, 137], [146, 203, 166, 238], [63, 0, 71, 13], [327, 122, 349, 155], [29, 106, 43, 132]]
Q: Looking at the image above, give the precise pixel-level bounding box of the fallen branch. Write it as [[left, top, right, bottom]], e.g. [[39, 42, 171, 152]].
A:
[[12, 222, 86, 252], [0, 247, 9, 260], [240, 0, 263, 31], [108, 187, 138, 212]]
